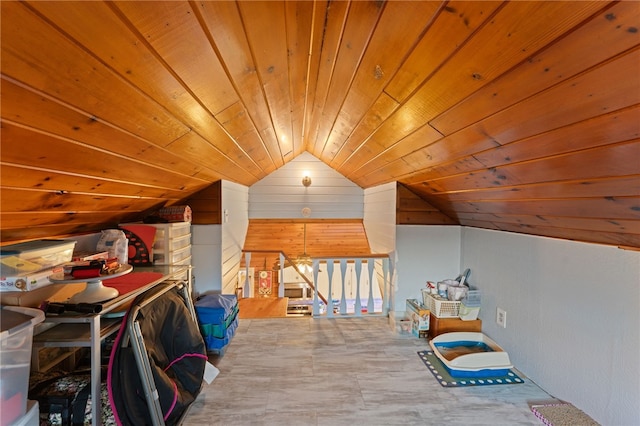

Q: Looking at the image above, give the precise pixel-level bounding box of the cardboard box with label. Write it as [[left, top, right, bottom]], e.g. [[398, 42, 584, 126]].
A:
[[406, 299, 430, 338], [0, 266, 63, 292]]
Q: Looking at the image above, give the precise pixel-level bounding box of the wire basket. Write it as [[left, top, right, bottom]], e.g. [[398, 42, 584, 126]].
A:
[[422, 291, 461, 318]]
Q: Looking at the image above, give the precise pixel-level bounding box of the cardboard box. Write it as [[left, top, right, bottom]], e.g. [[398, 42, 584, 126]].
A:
[[0, 266, 63, 292], [406, 299, 430, 337], [428, 313, 481, 339]]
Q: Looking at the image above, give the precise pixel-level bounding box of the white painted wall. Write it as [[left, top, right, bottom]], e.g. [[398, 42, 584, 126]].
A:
[[363, 183, 397, 311], [220, 181, 249, 294], [191, 225, 220, 295], [394, 225, 461, 312], [363, 182, 396, 254], [191, 180, 249, 295], [249, 152, 363, 219], [460, 227, 640, 426]]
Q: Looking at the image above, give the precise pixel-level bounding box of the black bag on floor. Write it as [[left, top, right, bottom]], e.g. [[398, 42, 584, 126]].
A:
[[29, 369, 114, 426]]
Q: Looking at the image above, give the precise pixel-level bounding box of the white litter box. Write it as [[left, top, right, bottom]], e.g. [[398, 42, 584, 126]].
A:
[[429, 332, 513, 378]]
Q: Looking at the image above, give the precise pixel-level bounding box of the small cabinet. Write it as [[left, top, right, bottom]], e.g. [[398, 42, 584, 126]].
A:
[[282, 266, 304, 283]]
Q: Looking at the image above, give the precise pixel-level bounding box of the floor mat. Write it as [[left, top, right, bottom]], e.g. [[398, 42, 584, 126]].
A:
[[418, 350, 525, 387], [530, 403, 600, 426]]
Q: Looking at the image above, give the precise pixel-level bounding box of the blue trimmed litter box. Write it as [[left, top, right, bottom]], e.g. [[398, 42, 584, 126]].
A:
[[429, 332, 513, 378]]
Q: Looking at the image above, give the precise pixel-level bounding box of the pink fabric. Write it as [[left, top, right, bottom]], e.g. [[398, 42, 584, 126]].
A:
[[107, 310, 130, 426]]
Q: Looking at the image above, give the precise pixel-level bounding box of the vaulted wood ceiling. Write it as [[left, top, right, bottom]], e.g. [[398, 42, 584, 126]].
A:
[[1, 1, 639, 248]]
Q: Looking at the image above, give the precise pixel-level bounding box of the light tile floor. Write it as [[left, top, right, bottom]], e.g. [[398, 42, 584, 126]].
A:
[[183, 317, 555, 426]]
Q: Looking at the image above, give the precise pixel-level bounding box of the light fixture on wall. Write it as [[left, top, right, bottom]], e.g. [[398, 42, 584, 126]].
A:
[[302, 174, 312, 187]]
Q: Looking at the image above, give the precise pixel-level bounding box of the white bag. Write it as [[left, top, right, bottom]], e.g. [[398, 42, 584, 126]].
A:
[[96, 229, 128, 265]]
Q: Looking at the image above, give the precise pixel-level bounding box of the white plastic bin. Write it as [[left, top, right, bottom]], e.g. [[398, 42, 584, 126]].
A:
[[0, 306, 45, 426]]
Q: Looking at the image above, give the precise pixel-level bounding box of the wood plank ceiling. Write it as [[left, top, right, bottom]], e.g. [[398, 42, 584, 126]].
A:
[[1, 1, 639, 248]]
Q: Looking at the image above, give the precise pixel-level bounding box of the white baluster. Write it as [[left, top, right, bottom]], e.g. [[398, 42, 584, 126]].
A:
[[244, 252, 252, 298], [354, 259, 362, 317], [312, 259, 320, 316], [326, 260, 335, 318], [339, 259, 347, 315], [367, 259, 375, 313], [382, 258, 390, 315], [278, 253, 284, 298]]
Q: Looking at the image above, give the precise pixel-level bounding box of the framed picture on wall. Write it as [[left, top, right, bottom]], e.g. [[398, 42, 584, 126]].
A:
[[258, 270, 272, 295]]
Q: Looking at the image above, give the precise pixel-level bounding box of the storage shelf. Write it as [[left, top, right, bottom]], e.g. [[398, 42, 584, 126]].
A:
[[33, 319, 121, 347]]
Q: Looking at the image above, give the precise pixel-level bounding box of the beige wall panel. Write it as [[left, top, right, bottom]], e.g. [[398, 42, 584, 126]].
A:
[[330, 92, 399, 169], [421, 142, 639, 193], [313, 0, 390, 158], [416, 176, 640, 201], [2, 123, 207, 192], [456, 213, 639, 235], [285, 0, 314, 153], [2, 2, 188, 145], [195, 0, 282, 168], [0, 211, 142, 230], [0, 188, 162, 213], [0, 165, 194, 201], [164, 132, 256, 186], [304, 0, 350, 156], [113, 0, 238, 116], [0, 79, 217, 181], [449, 197, 639, 220], [431, 1, 639, 134], [491, 223, 640, 248], [399, 2, 606, 132], [321, 1, 439, 161], [385, 1, 503, 103]]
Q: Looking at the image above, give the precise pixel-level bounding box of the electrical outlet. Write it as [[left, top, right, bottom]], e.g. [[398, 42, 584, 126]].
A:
[[496, 308, 507, 328]]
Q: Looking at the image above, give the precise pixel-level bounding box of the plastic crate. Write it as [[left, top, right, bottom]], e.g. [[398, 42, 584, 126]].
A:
[[0, 306, 45, 425], [0, 240, 76, 275], [422, 291, 461, 318], [461, 290, 481, 307]]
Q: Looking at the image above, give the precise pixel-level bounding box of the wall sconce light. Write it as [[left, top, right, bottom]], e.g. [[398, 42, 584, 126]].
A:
[[302, 175, 312, 187]]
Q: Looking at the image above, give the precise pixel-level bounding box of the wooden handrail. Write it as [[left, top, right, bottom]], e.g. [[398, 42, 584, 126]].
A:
[[241, 249, 329, 306]]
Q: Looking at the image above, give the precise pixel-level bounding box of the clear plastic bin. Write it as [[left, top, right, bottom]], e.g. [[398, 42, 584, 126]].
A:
[[0, 306, 45, 425], [0, 239, 76, 275]]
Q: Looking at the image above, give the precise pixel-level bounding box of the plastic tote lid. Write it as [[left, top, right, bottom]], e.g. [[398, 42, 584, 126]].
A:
[[0, 306, 45, 338]]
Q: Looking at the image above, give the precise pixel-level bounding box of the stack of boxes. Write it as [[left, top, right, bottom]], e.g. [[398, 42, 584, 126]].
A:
[[423, 291, 482, 339], [405, 299, 430, 338]]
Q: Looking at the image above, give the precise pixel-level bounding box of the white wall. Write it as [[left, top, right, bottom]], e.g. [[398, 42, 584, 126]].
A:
[[191, 224, 221, 295], [249, 152, 363, 219], [363, 182, 396, 254], [191, 180, 249, 295], [220, 181, 249, 294], [394, 225, 461, 312], [461, 227, 640, 426]]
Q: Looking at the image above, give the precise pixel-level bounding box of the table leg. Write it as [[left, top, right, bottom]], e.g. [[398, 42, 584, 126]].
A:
[[90, 316, 102, 425]]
